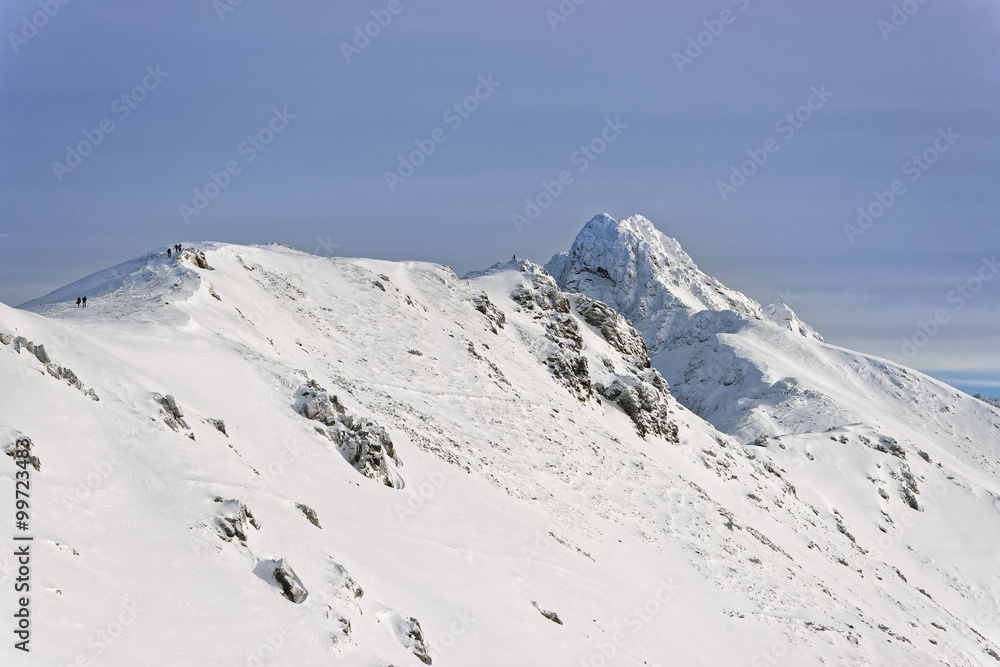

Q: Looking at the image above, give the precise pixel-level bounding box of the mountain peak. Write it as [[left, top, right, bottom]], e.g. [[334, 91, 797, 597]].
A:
[[546, 214, 762, 322]]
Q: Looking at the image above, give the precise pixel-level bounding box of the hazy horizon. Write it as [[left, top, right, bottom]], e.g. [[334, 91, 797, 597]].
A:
[[1, 0, 997, 396]]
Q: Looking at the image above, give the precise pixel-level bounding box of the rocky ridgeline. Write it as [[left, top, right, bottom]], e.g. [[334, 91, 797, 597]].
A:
[[1, 332, 99, 401], [511, 267, 593, 402], [298, 380, 403, 488], [975, 394, 1000, 409], [506, 265, 679, 441]]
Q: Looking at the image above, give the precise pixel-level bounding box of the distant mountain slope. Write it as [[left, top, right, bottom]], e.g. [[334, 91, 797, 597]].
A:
[[547, 216, 998, 453], [0, 239, 998, 665]]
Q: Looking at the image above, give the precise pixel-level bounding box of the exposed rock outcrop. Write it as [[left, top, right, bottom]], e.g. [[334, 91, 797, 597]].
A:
[[183, 248, 212, 270], [510, 267, 593, 401], [272, 559, 308, 603], [3, 333, 99, 401], [570, 294, 650, 367], [212, 497, 261, 544], [470, 293, 506, 334], [596, 370, 678, 442], [298, 380, 403, 488], [297, 503, 321, 528], [155, 393, 189, 431]]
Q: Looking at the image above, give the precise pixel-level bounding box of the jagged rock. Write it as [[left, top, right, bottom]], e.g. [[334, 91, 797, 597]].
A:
[[545, 313, 583, 351], [31, 343, 50, 365], [185, 249, 212, 270], [546, 353, 592, 402], [511, 273, 570, 314], [0, 332, 12, 345], [212, 497, 260, 543], [163, 394, 183, 418], [296, 503, 321, 528], [11, 337, 28, 353], [208, 419, 227, 436], [303, 393, 346, 424], [4, 437, 41, 471], [471, 293, 506, 334], [571, 295, 650, 366], [85, 388, 99, 402], [272, 559, 308, 603], [596, 372, 678, 442], [333, 417, 401, 488], [299, 387, 402, 488]]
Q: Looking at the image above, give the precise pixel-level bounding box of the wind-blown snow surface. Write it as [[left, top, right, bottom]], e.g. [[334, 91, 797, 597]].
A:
[[0, 238, 998, 665]]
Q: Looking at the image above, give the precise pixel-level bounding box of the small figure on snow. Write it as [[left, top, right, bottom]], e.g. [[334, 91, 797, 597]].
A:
[[82, 296, 88, 308], [76, 297, 81, 308], [167, 248, 171, 258]]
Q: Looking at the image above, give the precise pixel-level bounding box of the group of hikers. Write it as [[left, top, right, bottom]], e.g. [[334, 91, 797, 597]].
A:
[[166, 243, 183, 258], [75, 297, 88, 308]]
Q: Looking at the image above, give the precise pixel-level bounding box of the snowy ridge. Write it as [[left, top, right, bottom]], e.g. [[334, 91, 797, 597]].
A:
[[0, 236, 999, 665], [976, 394, 1000, 410]]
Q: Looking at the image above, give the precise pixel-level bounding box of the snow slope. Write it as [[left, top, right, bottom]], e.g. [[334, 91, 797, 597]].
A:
[[0, 240, 999, 665]]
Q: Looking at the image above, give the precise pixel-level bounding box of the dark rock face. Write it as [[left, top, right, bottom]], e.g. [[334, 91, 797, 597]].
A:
[[298, 380, 403, 488]]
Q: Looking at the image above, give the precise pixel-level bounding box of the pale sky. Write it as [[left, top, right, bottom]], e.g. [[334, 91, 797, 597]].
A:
[[1, 0, 997, 394]]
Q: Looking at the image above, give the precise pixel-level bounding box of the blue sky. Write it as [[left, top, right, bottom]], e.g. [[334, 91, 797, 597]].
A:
[[1, 0, 998, 395]]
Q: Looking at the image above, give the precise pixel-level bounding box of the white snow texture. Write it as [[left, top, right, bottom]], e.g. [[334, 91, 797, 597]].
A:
[[1, 216, 999, 666]]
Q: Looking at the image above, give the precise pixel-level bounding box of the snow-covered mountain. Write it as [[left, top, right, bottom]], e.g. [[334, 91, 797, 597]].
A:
[[977, 394, 1000, 410], [1, 224, 999, 666]]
